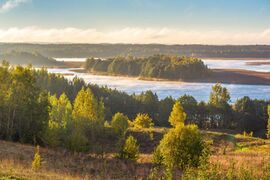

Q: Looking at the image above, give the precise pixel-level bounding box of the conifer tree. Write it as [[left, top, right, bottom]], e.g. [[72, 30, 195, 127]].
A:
[[168, 101, 186, 127]]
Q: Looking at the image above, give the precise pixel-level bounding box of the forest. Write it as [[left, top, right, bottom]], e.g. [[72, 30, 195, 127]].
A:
[[85, 55, 209, 80], [1, 43, 270, 58], [1, 61, 270, 179]]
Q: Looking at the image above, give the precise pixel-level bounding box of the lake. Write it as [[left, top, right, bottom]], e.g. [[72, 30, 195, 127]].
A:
[[54, 57, 270, 73], [47, 58, 270, 102]]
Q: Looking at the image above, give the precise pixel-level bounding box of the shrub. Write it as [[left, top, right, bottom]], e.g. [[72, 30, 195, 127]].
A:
[[111, 112, 129, 136], [133, 113, 154, 129], [66, 128, 89, 152], [156, 124, 205, 170], [32, 146, 42, 171], [119, 135, 139, 161], [152, 146, 164, 166]]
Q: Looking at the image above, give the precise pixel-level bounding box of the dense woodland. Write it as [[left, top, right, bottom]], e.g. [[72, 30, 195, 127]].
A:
[[85, 55, 209, 80], [1, 43, 270, 58], [0, 61, 269, 143], [1, 61, 270, 178]]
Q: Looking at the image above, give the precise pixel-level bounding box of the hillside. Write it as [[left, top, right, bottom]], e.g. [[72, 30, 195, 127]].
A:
[[1, 129, 270, 179], [0, 51, 63, 67]]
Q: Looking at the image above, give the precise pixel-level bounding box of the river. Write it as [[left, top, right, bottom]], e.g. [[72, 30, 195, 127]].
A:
[[50, 58, 270, 102]]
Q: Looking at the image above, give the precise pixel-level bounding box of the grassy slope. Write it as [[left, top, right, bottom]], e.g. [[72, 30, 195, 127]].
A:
[[0, 129, 270, 179]]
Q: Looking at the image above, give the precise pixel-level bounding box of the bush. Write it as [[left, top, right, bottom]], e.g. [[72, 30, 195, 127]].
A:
[[32, 146, 42, 171], [152, 146, 164, 166], [119, 135, 139, 161], [133, 113, 154, 129], [66, 128, 89, 152], [156, 124, 205, 170], [111, 112, 129, 136]]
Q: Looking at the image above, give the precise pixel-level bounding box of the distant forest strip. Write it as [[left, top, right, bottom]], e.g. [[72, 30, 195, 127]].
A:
[[1, 43, 270, 58], [84, 55, 210, 80]]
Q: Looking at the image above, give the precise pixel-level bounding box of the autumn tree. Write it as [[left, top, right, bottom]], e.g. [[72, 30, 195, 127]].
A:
[[45, 93, 72, 147], [133, 113, 154, 129], [119, 135, 139, 161], [67, 87, 105, 152], [168, 101, 186, 127]]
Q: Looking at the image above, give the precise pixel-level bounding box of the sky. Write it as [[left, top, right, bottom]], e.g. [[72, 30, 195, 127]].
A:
[[0, 0, 270, 44]]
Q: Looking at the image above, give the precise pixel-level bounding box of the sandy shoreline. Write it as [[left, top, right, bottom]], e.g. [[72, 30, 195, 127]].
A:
[[48, 60, 270, 85], [69, 68, 270, 86]]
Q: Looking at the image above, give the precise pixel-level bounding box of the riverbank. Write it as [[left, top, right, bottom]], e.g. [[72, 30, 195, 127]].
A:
[[71, 68, 270, 85], [189, 69, 270, 85]]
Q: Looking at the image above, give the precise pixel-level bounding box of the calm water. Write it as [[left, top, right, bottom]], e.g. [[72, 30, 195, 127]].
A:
[[47, 58, 270, 102], [203, 59, 270, 72]]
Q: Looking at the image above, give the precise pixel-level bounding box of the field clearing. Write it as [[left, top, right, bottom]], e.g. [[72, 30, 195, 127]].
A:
[[1, 129, 270, 179]]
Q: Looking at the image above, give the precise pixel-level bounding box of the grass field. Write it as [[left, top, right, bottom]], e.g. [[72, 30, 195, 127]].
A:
[[0, 128, 270, 179]]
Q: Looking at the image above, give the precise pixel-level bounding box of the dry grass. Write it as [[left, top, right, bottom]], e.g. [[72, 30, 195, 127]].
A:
[[1, 129, 270, 179]]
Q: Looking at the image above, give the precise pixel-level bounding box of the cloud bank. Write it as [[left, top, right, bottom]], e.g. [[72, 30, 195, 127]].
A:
[[0, 0, 29, 13], [0, 27, 270, 45]]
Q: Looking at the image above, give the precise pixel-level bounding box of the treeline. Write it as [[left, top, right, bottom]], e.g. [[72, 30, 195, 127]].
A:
[[85, 55, 209, 80], [1, 61, 270, 179], [0, 62, 269, 147], [34, 64, 269, 135], [1, 43, 270, 58]]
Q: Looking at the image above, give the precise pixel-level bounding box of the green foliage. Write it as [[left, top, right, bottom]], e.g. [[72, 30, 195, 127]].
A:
[[168, 101, 186, 127], [45, 93, 72, 147], [85, 55, 209, 80], [0, 64, 49, 144], [73, 87, 104, 124], [234, 96, 268, 132], [156, 124, 206, 170], [66, 127, 89, 152], [111, 112, 129, 136], [68, 87, 105, 152], [133, 113, 154, 129], [209, 83, 230, 106], [32, 146, 42, 171], [119, 135, 139, 161], [152, 146, 164, 166]]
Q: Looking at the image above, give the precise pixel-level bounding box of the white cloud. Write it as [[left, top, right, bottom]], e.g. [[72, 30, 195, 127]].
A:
[[0, 26, 270, 45], [0, 0, 29, 13]]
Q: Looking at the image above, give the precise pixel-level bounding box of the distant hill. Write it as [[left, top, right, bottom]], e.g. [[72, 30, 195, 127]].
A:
[[1, 43, 270, 59], [0, 51, 62, 67]]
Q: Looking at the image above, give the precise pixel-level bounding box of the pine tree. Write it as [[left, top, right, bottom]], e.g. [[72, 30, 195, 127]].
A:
[[168, 101, 186, 127]]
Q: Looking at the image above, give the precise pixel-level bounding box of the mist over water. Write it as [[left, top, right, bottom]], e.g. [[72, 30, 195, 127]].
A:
[[47, 58, 270, 102]]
